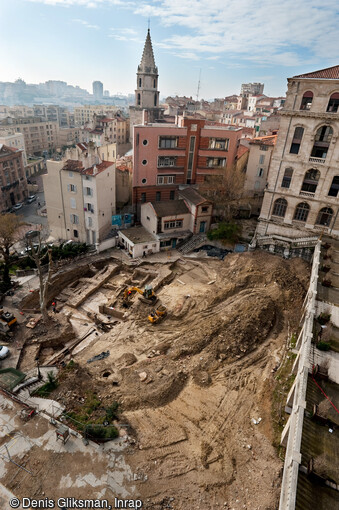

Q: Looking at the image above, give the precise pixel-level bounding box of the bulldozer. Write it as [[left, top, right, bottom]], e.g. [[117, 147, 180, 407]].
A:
[[122, 285, 157, 307], [148, 305, 167, 324]]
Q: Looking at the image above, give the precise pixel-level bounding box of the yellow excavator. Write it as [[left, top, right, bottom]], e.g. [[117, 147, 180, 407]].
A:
[[122, 285, 157, 307], [148, 305, 167, 324]]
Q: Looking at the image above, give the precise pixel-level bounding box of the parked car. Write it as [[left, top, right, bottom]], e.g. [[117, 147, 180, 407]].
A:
[[11, 203, 23, 211], [26, 195, 36, 204], [0, 346, 9, 359]]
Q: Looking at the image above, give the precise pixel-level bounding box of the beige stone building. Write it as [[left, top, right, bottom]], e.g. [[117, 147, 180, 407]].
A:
[[256, 66, 339, 251], [0, 145, 28, 211], [74, 105, 119, 126], [0, 117, 58, 155], [44, 155, 116, 245]]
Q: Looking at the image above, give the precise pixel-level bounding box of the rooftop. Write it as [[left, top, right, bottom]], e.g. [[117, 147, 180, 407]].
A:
[[178, 187, 211, 206], [249, 135, 277, 146], [119, 225, 157, 244], [293, 65, 339, 80], [150, 200, 190, 217]]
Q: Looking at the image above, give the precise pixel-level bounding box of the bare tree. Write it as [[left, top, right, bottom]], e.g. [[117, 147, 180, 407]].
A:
[[26, 231, 54, 323], [0, 213, 23, 292], [199, 166, 246, 221]]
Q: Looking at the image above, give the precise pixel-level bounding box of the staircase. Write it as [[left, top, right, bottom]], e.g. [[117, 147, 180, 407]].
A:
[[177, 234, 208, 255]]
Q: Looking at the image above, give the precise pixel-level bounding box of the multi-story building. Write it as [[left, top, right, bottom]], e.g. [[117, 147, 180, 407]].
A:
[[0, 132, 27, 166], [129, 29, 162, 140], [241, 83, 265, 96], [256, 65, 339, 249], [73, 105, 119, 126], [0, 117, 58, 156], [133, 116, 243, 215], [0, 144, 28, 211], [93, 81, 104, 100], [44, 154, 116, 245]]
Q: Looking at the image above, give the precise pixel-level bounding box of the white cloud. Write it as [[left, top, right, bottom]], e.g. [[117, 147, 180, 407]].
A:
[[73, 18, 99, 28], [133, 0, 339, 65], [27, 0, 133, 7]]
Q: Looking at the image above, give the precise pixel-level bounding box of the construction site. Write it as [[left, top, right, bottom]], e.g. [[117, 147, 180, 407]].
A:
[[0, 249, 311, 509]]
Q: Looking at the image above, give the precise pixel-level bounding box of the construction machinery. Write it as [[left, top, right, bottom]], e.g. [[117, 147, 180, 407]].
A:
[[0, 308, 17, 334], [148, 305, 167, 324], [123, 285, 157, 307]]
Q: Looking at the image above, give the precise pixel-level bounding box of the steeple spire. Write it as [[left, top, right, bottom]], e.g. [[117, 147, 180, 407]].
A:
[[139, 28, 157, 73]]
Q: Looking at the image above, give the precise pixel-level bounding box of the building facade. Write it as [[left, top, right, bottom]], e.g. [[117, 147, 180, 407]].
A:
[[93, 81, 104, 100], [0, 117, 58, 155], [0, 144, 28, 211], [133, 116, 243, 214], [256, 66, 339, 247]]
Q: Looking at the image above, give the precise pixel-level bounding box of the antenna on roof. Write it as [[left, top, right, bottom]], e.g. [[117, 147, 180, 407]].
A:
[[196, 68, 202, 101]]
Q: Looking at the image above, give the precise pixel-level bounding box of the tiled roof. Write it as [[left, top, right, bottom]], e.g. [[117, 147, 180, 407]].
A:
[[119, 226, 157, 244], [249, 135, 277, 146], [83, 161, 113, 176], [293, 65, 339, 80], [237, 145, 249, 158], [62, 160, 84, 172], [76, 142, 88, 152], [0, 144, 19, 156], [178, 187, 211, 206], [150, 200, 190, 217]]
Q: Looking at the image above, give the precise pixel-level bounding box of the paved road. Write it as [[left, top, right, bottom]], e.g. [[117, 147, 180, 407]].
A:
[[12, 191, 47, 226]]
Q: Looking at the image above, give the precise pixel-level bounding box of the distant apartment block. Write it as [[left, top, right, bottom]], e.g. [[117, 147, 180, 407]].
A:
[[74, 105, 119, 126], [93, 81, 104, 100], [0, 145, 28, 211], [240, 82, 264, 96], [0, 117, 58, 156]]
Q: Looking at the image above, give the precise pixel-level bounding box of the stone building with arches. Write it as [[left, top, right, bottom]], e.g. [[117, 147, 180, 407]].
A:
[[255, 65, 339, 253]]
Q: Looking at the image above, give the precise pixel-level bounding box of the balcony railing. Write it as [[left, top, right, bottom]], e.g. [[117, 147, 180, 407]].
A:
[[299, 191, 315, 197], [309, 157, 326, 164]]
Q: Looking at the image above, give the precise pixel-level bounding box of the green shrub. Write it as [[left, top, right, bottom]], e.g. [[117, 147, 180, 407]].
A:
[[207, 222, 241, 243], [106, 402, 119, 422], [85, 424, 119, 440]]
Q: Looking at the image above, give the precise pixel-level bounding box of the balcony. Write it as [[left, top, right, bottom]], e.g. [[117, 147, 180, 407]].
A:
[[309, 157, 326, 164], [299, 191, 315, 198]]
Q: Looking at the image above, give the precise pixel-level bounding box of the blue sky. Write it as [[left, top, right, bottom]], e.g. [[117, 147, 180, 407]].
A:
[[1, 0, 338, 99]]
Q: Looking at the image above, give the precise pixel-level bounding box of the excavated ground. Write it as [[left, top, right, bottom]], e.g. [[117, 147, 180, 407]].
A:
[[15, 252, 310, 509]]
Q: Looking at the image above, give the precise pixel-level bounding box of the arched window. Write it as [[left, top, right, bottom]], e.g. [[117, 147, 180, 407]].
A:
[[138, 78, 142, 88], [300, 91, 313, 110], [328, 176, 339, 197], [153, 79, 156, 88], [301, 169, 320, 193], [137, 93, 141, 106], [327, 93, 339, 113], [281, 167, 293, 188], [311, 126, 333, 159], [272, 198, 287, 217], [316, 207, 333, 227], [294, 202, 310, 222], [290, 127, 304, 154]]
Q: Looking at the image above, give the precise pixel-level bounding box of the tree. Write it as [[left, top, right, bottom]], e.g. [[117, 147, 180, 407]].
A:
[[199, 165, 246, 221], [0, 214, 22, 292], [26, 230, 54, 323]]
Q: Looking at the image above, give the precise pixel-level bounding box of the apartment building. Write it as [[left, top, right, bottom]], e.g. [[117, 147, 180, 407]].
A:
[[74, 105, 119, 126], [256, 65, 339, 248], [44, 155, 116, 245], [0, 144, 28, 211], [133, 116, 243, 214], [0, 117, 58, 155], [0, 132, 27, 166]]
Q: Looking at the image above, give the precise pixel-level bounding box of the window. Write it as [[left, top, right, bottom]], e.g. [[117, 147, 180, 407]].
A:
[[259, 155, 265, 164], [202, 206, 208, 212], [300, 91, 313, 110], [158, 156, 177, 167], [290, 126, 304, 154], [257, 168, 264, 177], [156, 191, 161, 201], [86, 203, 94, 213], [159, 136, 178, 148], [154, 93, 157, 107], [68, 184, 77, 193], [170, 190, 175, 200], [316, 207, 333, 227], [139, 78, 141, 87], [301, 169, 320, 193], [137, 93, 141, 106], [88, 217, 93, 227], [281, 168, 293, 188], [311, 126, 333, 159], [208, 138, 229, 150], [153, 79, 156, 88], [70, 198, 76, 209], [141, 192, 146, 203], [85, 187, 93, 196], [68, 171, 73, 178], [207, 157, 226, 168], [142, 159, 147, 165], [260, 145, 269, 151], [327, 93, 339, 112], [70, 214, 79, 224], [328, 176, 339, 197], [164, 220, 183, 229], [272, 198, 287, 217], [187, 136, 196, 183], [73, 229, 78, 238], [157, 175, 175, 185], [142, 139, 148, 146], [141, 178, 147, 184], [293, 202, 310, 222]]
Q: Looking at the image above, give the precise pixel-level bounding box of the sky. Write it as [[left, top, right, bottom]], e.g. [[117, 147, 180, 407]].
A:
[[0, 0, 338, 100]]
